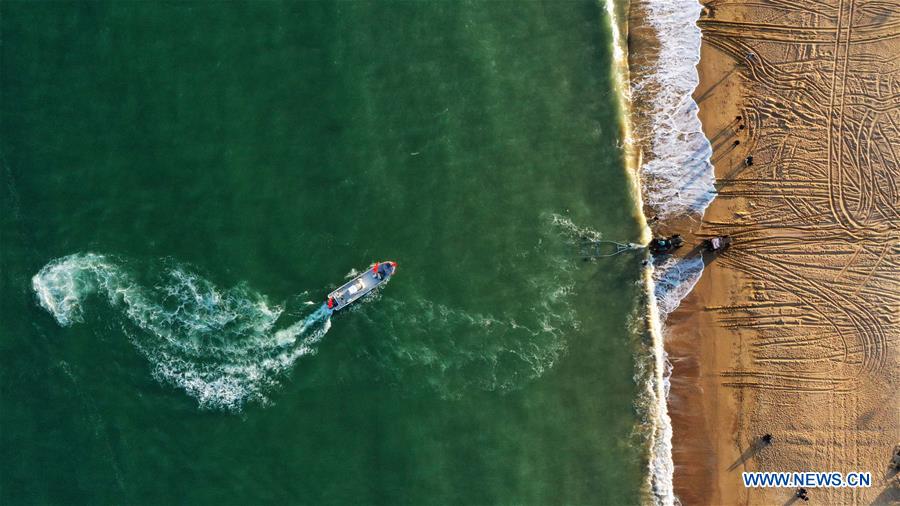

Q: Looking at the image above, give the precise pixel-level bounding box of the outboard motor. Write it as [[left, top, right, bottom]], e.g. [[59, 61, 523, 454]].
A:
[[375, 261, 396, 280]]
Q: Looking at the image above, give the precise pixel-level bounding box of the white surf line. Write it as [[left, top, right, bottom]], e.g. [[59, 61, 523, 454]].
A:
[[602, 0, 690, 503], [602, 2, 674, 505], [624, 0, 718, 503], [604, 0, 651, 245]]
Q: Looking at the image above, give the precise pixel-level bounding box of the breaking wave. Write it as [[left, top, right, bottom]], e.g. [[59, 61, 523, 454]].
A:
[[32, 253, 332, 410], [642, 254, 703, 505], [652, 256, 704, 321], [619, 0, 713, 502], [632, 0, 715, 219]]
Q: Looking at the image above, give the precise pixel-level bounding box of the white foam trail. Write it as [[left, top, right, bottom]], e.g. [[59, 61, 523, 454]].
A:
[[353, 215, 586, 398], [633, 0, 715, 219], [32, 253, 332, 410], [548, 213, 603, 242]]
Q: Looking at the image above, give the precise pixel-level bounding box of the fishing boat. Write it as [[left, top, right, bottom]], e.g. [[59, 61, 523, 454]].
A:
[[326, 261, 398, 311]]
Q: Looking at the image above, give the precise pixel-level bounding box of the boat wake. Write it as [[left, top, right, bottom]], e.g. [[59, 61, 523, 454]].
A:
[[354, 290, 574, 399], [32, 253, 332, 411], [31, 216, 583, 407], [348, 214, 584, 399]]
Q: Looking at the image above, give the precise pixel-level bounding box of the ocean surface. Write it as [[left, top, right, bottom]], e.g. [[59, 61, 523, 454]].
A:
[[0, 1, 662, 504]]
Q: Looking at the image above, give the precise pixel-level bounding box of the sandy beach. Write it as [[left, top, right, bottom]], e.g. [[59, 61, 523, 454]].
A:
[[629, 0, 899, 504], [651, 0, 900, 504]]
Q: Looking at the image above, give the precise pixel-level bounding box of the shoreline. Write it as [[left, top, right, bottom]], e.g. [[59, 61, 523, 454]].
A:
[[625, 0, 713, 503], [665, 1, 900, 505], [604, 3, 674, 502]]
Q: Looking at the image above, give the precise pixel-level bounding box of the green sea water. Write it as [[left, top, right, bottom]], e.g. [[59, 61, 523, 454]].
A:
[[1, 1, 647, 504]]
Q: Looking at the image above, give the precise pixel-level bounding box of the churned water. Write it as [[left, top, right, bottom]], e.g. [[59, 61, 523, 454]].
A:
[[627, 0, 716, 503], [0, 1, 664, 504]]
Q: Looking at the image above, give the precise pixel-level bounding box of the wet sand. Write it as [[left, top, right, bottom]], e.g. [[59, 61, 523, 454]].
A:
[[663, 1, 900, 504]]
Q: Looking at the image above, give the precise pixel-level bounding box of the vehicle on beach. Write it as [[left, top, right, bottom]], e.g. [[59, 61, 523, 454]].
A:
[[703, 235, 732, 253], [649, 235, 684, 256], [326, 261, 397, 311]]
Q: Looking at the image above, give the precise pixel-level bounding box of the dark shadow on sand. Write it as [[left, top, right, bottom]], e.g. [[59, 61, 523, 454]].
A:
[[871, 481, 899, 505], [716, 159, 754, 188], [711, 140, 743, 165], [782, 494, 800, 506], [695, 66, 740, 105], [683, 241, 730, 267], [708, 122, 738, 145], [727, 437, 769, 472]]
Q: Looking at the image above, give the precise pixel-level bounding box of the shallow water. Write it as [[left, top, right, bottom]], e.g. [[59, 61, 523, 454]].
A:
[[2, 1, 649, 504]]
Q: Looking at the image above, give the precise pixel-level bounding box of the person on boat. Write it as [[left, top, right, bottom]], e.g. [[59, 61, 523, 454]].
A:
[[327, 297, 336, 310], [375, 261, 396, 280]]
